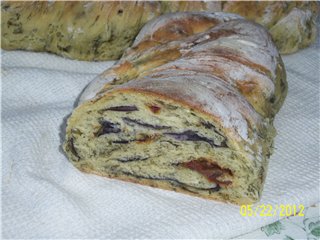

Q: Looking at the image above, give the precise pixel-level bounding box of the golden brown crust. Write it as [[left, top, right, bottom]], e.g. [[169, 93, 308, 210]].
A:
[[144, 17, 219, 43], [83, 14, 286, 119]]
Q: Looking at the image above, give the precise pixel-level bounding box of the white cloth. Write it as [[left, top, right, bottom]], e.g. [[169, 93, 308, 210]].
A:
[[2, 45, 319, 238]]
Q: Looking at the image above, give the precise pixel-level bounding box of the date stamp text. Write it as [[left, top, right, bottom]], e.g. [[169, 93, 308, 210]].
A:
[[240, 204, 305, 217]]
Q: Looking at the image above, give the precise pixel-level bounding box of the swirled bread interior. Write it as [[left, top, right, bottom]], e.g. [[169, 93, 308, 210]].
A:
[[65, 85, 274, 204]]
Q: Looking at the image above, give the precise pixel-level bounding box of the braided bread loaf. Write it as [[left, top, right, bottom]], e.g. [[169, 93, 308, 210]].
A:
[[1, 1, 317, 60], [64, 12, 287, 205]]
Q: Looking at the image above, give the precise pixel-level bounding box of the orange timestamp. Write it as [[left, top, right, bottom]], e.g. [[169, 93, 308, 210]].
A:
[[240, 204, 305, 217]]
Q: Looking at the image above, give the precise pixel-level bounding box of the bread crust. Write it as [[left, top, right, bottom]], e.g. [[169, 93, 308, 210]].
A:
[[223, 1, 318, 54], [80, 13, 287, 119]]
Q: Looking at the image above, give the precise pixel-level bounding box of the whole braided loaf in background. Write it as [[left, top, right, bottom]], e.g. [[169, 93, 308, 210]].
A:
[[1, 1, 318, 60], [64, 12, 287, 204]]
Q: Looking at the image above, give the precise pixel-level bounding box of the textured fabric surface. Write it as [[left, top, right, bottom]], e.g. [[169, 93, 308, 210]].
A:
[[2, 44, 319, 238]]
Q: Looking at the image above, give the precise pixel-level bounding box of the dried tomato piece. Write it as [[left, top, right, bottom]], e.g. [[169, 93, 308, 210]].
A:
[[182, 158, 232, 186]]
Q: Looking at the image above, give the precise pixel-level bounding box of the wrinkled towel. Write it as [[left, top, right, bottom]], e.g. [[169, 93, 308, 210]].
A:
[[2, 45, 319, 238]]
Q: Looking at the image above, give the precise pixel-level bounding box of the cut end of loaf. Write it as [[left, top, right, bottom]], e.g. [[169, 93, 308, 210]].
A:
[[64, 90, 267, 204]]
